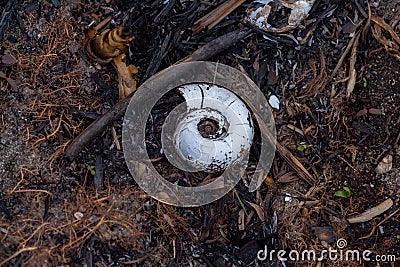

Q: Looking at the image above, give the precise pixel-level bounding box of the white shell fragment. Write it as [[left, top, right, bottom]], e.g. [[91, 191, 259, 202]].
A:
[[172, 83, 254, 173], [246, 0, 316, 33], [74, 212, 84, 220], [284, 193, 292, 202], [375, 155, 393, 174], [269, 95, 280, 110], [247, 1, 272, 31], [286, 1, 313, 26]]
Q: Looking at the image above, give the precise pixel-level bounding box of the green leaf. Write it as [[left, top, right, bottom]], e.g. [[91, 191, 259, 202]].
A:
[[87, 166, 96, 175], [396, 235, 400, 240], [335, 187, 351, 198], [343, 186, 351, 195], [362, 77, 367, 88], [297, 144, 312, 152]]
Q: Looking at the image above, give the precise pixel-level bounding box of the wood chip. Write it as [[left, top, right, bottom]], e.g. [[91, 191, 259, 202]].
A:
[[192, 0, 246, 33], [238, 209, 245, 231], [163, 214, 175, 228], [330, 30, 360, 80], [375, 155, 393, 174], [94, 154, 104, 191], [111, 127, 121, 150], [346, 31, 360, 97], [247, 201, 265, 223], [347, 199, 394, 224]]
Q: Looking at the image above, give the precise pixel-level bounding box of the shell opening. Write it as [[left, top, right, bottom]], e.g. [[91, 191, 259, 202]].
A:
[[197, 117, 227, 139], [161, 83, 254, 173]]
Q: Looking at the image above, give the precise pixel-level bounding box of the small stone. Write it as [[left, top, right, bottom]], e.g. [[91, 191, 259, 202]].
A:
[[51, 0, 61, 8], [74, 212, 84, 220], [284, 193, 292, 202], [269, 95, 280, 110], [375, 155, 392, 174]]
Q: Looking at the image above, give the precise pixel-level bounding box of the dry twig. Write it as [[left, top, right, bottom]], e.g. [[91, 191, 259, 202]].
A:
[[297, 49, 327, 100], [192, 0, 246, 33], [348, 199, 394, 224], [330, 30, 361, 80], [346, 31, 360, 98]]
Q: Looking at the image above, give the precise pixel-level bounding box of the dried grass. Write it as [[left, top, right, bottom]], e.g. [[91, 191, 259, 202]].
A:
[[0, 184, 143, 265], [296, 50, 328, 101]]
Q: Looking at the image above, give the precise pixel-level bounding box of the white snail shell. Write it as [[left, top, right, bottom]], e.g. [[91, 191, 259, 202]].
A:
[[163, 83, 254, 173]]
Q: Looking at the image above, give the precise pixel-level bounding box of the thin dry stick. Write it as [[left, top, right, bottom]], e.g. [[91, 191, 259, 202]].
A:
[[330, 30, 361, 80], [371, 15, 400, 44], [177, 29, 249, 63], [19, 223, 50, 248], [33, 111, 64, 146], [192, 0, 246, 33], [6, 189, 53, 195], [361, 1, 371, 40]]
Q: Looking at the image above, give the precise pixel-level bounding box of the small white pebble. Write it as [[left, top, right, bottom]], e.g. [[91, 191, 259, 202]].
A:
[[269, 95, 280, 110], [376, 155, 393, 174], [74, 212, 84, 220], [284, 193, 292, 202]]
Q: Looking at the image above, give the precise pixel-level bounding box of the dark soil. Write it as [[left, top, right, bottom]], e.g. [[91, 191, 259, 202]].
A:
[[0, 0, 399, 266]]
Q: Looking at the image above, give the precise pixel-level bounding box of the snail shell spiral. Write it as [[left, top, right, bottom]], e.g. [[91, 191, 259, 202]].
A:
[[162, 83, 254, 173]]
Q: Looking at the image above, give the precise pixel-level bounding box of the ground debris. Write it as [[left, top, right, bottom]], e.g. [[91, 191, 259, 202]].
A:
[[1, 0, 399, 265], [375, 154, 393, 174], [246, 0, 317, 33]]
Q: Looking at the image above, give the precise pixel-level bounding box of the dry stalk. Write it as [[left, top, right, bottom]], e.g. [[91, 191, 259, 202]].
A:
[[371, 15, 400, 61], [297, 50, 327, 100], [346, 31, 360, 98], [192, 0, 246, 33]]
